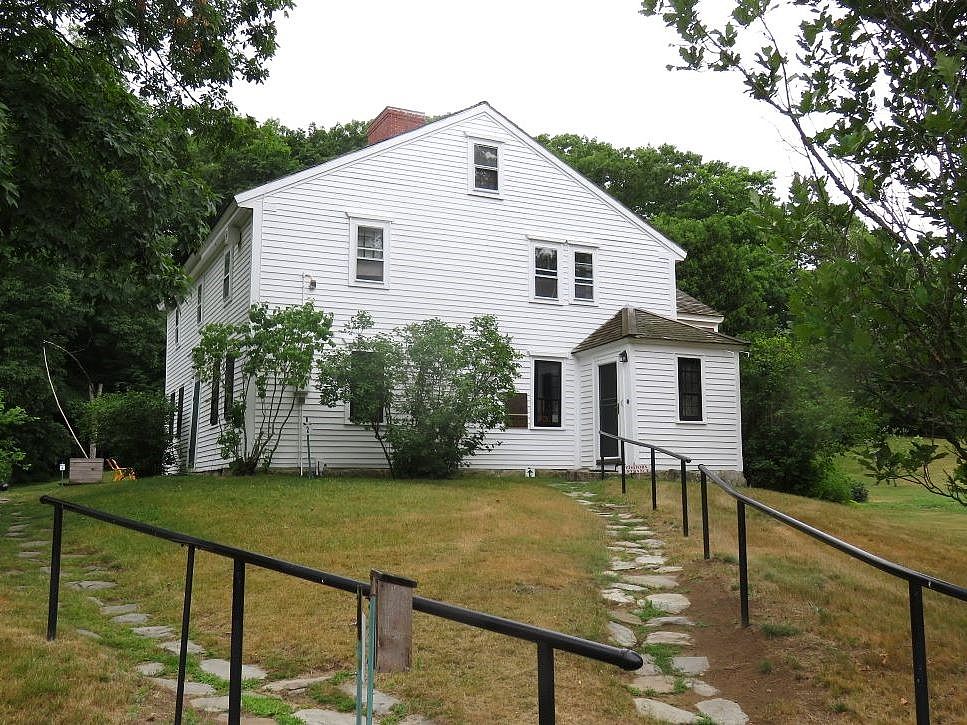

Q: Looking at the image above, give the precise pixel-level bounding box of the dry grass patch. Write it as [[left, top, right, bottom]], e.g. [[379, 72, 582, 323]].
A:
[[12, 474, 637, 723]]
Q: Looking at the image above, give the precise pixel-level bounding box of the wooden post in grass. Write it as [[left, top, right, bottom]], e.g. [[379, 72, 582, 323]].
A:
[[371, 570, 417, 673]]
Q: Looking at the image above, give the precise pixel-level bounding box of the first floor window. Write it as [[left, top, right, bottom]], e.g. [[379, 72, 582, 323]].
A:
[[534, 246, 558, 299], [574, 251, 594, 300], [355, 224, 386, 282], [534, 360, 562, 428], [349, 351, 385, 424], [504, 392, 528, 429], [223, 355, 235, 419], [678, 357, 703, 421], [209, 360, 221, 426], [176, 386, 184, 436]]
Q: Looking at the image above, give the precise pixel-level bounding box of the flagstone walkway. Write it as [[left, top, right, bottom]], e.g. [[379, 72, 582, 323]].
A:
[[1, 499, 431, 725], [559, 485, 750, 725]]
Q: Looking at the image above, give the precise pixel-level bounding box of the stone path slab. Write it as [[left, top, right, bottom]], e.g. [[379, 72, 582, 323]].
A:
[[633, 699, 698, 724], [634, 555, 666, 566], [606, 621, 637, 647], [133, 625, 174, 639], [622, 574, 679, 589], [158, 639, 204, 655], [101, 603, 139, 615], [645, 593, 690, 614], [646, 631, 693, 646], [293, 710, 356, 725], [112, 612, 149, 625], [338, 680, 400, 716], [75, 628, 101, 640], [136, 662, 164, 676], [19, 540, 48, 548], [191, 696, 230, 712], [645, 616, 694, 628], [149, 678, 215, 696], [200, 658, 268, 681], [600, 588, 636, 605], [631, 674, 677, 694], [697, 698, 750, 725], [688, 680, 719, 697], [67, 580, 116, 591], [262, 674, 332, 692], [672, 656, 709, 676], [609, 609, 642, 627]]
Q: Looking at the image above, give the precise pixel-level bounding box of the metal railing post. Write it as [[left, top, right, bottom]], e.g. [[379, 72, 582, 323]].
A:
[[620, 439, 626, 495], [650, 449, 657, 510], [737, 501, 749, 627], [537, 642, 555, 725], [909, 581, 930, 725], [174, 545, 196, 725], [680, 459, 689, 537], [46, 504, 63, 641], [700, 470, 710, 560], [228, 559, 245, 724]]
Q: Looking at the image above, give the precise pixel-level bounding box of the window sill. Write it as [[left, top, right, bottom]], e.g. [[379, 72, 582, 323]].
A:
[[676, 419, 707, 426], [529, 425, 566, 432], [570, 299, 597, 307], [467, 190, 503, 200], [348, 280, 390, 290], [529, 297, 564, 306]]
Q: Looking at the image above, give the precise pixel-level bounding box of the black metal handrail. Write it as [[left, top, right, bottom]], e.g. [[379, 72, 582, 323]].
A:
[[39, 494, 641, 725], [598, 430, 693, 536], [602, 430, 967, 725]]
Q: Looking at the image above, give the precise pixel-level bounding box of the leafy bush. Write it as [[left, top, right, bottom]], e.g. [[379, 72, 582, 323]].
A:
[[79, 391, 173, 477], [809, 468, 853, 504], [850, 480, 869, 503], [0, 391, 32, 486], [317, 313, 521, 478], [742, 334, 873, 498]]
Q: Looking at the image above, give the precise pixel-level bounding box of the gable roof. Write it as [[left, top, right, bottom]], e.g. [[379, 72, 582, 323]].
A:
[[676, 289, 722, 318], [232, 101, 686, 260], [573, 307, 747, 353]]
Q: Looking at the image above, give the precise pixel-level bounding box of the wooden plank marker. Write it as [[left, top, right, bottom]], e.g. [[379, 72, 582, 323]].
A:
[[370, 570, 417, 673]]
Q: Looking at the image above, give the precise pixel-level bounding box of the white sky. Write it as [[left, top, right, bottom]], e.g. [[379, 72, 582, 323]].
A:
[[229, 0, 810, 195]]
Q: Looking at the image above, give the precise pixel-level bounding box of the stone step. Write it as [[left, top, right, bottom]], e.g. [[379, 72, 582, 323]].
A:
[[200, 658, 268, 681], [697, 698, 749, 725], [634, 698, 697, 723]]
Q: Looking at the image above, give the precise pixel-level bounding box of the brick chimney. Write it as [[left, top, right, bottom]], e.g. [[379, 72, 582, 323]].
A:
[[367, 106, 427, 145]]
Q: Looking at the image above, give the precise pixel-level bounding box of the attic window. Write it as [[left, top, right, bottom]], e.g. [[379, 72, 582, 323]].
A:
[[472, 143, 499, 192], [349, 216, 391, 287]]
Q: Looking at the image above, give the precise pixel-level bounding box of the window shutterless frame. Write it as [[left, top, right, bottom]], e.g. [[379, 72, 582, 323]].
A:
[[466, 136, 504, 197], [533, 359, 563, 428], [347, 216, 391, 288], [573, 249, 594, 302], [677, 356, 704, 422], [534, 246, 559, 300], [222, 250, 232, 302]]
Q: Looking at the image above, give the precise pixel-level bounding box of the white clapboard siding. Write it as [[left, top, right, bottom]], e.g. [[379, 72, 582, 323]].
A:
[[164, 217, 252, 472]]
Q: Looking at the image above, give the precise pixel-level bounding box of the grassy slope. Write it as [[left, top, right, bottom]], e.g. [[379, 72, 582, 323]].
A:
[[0, 475, 632, 724], [616, 453, 967, 724]]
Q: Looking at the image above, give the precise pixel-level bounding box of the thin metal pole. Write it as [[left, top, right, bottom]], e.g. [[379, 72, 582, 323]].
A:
[[908, 581, 930, 725], [650, 448, 657, 510], [355, 588, 364, 725], [228, 559, 245, 724], [737, 501, 749, 627], [46, 504, 63, 641], [599, 447, 605, 480], [174, 545, 196, 725], [537, 642, 555, 725], [700, 470, 710, 560], [680, 459, 689, 537], [620, 439, 626, 495], [366, 594, 377, 725]]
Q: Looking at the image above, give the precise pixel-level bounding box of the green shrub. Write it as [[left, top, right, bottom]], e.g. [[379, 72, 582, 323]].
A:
[[79, 391, 173, 477], [809, 468, 852, 503], [849, 480, 869, 502], [0, 391, 32, 486]]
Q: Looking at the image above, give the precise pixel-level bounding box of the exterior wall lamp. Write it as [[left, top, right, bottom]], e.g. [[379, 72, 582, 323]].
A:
[[618, 350, 629, 363]]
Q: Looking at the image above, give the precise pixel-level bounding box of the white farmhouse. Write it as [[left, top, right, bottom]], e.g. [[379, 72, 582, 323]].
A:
[[165, 103, 746, 477]]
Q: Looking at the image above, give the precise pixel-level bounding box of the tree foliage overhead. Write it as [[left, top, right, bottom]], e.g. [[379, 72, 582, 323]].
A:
[[641, 0, 967, 503]]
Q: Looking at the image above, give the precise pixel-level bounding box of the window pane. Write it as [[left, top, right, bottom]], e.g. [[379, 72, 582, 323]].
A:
[[534, 360, 562, 427], [678, 357, 703, 421], [474, 144, 498, 168], [535, 276, 558, 299], [535, 247, 557, 272], [504, 392, 528, 428], [575, 282, 594, 299], [474, 167, 498, 190], [356, 258, 384, 282], [357, 247, 383, 260], [358, 226, 383, 251]]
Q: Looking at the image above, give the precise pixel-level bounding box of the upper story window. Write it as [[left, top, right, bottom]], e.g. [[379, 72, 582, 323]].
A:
[[534, 246, 558, 299], [222, 250, 232, 301], [196, 282, 203, 325], [348, 217, 391, 286], [534, 360, 562, 428], [678, 357, 703, 422], [473, 143, 499, 191], [574, 251, 594, 301]]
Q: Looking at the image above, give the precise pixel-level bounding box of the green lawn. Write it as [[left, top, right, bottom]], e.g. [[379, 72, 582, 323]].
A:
[[0, 474, 633, 724]]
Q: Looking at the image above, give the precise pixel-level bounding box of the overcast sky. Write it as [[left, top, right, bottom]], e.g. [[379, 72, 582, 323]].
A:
[[229, 0, 809, 194]]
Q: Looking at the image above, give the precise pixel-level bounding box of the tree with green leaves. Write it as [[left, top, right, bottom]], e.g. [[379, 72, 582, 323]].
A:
[[642, 0, 967, 503], [0, 1, 292, 478], [0, 391, 32, 487], [317, 314, 521, 478], [193, 303, 334, 474]]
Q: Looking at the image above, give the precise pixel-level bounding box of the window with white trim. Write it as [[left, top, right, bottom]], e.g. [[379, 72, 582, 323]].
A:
[[472, 143, 499, 192], [533, 360, 562, 428], [678, 357, 703, 421], [534, 246, 558, 299], [196, 282, 203, 325], [222, 250, 232, 301], [574, 250, 594, 300], [349, 217, 390, 285]]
